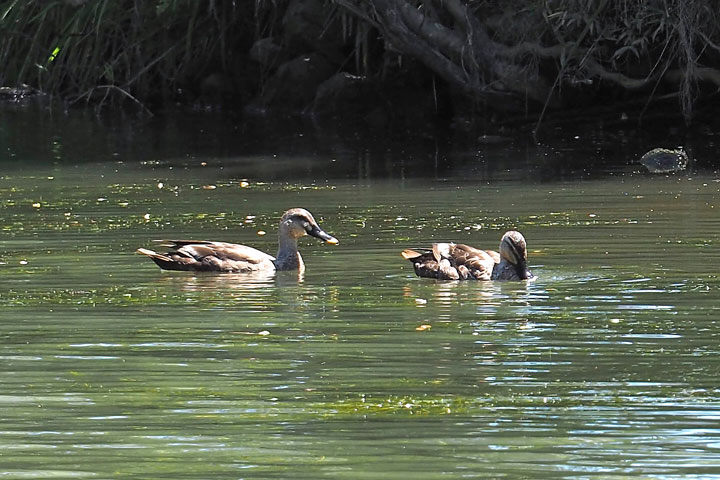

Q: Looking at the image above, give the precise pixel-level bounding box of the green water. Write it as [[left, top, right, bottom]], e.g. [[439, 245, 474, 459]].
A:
[[1, 109, 720, 478]]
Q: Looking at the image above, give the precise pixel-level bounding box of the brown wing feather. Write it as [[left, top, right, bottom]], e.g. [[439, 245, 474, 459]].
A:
[[484, 249, 501, 263], [445, 244, 495, 280], [401, 249, 422, 260], [157, 240, 214, 247], [142, 240, 275, 272], [174, 242, 273, 264]]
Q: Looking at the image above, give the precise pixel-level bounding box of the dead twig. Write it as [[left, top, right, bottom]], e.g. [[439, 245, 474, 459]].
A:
[[69, 84, 153, 116]]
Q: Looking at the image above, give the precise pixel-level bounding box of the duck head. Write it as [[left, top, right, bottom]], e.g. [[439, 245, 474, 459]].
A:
[[280, 208, 338, 244], [499, 230, 533, 280]]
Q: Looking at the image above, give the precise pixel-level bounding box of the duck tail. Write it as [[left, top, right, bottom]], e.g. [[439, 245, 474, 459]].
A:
[[401, 249, 422, 260], [137, 248, 191, 271]]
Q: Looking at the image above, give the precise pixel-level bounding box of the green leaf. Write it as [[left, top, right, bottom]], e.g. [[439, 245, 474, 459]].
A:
[[48, 46, 61, 62]]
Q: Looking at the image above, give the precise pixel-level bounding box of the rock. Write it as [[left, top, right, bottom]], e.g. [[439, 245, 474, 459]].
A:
[[0, 85, 37, 100], [282, 0, 344, 63], [477, 134, 513, 145], [248, 53, 335, 112], [249, 37, 293, 71], [640, 148, 689, 173], [199, 73, 235, 104], [282, 0, 325, 43], [311, 73, 377, 117], [362, 107, 390, 129]]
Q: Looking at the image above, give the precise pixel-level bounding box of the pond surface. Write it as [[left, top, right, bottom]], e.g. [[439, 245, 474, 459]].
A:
[[1, 106, 720, 478]]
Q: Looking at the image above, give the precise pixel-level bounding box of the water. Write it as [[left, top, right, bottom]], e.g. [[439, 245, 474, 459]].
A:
[[2, 106, 720, 478]]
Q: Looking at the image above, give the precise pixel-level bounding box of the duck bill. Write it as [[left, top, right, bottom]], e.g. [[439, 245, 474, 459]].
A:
[[308, 225, 339, 244]]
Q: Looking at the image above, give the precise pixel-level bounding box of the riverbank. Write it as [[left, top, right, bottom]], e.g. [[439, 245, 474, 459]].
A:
[[4, 0, 720, 133]]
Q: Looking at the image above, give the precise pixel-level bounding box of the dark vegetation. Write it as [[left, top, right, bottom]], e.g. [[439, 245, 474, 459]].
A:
[[2, 0, 720, 132]]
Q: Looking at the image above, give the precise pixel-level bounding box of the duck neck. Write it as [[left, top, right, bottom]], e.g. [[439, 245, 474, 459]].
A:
[[492, 259, 530, 281], [491, 259, 516, 280], [275, 232, 304, 271]]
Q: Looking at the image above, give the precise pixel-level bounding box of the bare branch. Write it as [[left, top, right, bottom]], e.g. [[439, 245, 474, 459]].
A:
[[69, 85, 153, 116], [583, 59, 654, 89]]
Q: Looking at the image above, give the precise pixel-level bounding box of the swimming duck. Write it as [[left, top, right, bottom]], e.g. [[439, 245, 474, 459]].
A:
[[401, 230, 533, 281], [137, 208, 338, 273]]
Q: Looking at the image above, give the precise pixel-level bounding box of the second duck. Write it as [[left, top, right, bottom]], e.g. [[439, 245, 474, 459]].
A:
[[401, 230, 534, 281]]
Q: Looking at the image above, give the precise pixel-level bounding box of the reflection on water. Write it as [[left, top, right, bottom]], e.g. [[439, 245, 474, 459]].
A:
[[149, 269, 297, 291], [1, 109, 720, 478], [401, 278, 537, 320]]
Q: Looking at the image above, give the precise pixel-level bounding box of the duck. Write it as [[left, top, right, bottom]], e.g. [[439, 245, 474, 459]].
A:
[[401, 230, 534, 281], [137, 208, 338, 273]]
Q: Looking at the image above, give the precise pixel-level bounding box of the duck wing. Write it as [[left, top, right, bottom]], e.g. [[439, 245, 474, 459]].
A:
[[401, 248, 446, 279], [139, 240, 275, 272], [439, 243, 496, 280], [483, 249, 501, 263]]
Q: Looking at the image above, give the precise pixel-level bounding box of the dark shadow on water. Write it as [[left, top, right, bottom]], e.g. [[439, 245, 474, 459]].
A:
[[2, 102, 719, 183]]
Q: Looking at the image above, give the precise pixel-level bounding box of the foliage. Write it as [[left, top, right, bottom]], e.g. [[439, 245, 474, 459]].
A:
[[335, 0, 720, 122], [3, 0, 720, 121], [542, 0, 720, 118], [0, 0, 256, 110]]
